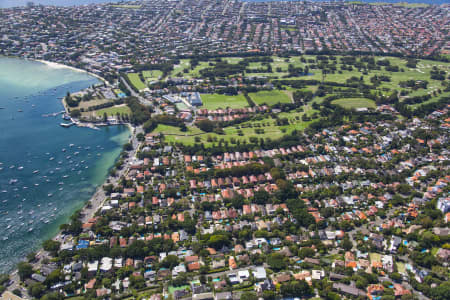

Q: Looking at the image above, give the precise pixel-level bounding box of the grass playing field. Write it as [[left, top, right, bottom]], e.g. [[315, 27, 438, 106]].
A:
[[331, 98, 376, 109], [248, 90, 292, 106], [200, 93, 249, 110], [95, 105, 131, 117], [127, 73, 147, 91]]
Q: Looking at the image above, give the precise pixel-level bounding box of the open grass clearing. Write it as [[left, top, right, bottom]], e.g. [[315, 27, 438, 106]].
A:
[[331, 98, 376, 109], [200, 93, 248, 110]]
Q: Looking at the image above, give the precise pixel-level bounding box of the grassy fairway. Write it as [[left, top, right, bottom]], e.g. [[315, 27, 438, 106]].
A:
[[149, 54, 449, 147], [95, 105, 131, 117], [169, 60, 210, 79], [170, 59, 191, 77], [248, 90, 292, 106], [332, 98, 376, 109], [201, 93, 248, 110], [127, 73, 147, 91]]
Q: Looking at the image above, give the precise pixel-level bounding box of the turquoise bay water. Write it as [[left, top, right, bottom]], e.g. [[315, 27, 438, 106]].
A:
[[0, 57, 130, 272]]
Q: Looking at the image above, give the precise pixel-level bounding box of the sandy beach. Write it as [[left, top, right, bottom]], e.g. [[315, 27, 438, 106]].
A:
[[35, 59, 110, 86]]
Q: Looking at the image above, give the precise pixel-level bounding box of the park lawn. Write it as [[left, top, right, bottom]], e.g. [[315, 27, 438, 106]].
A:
[[248, 90, 292, 106], [76, 98, 111, 110], [142, 70, 163, 82], [201, 93, 249, 110], [127, 73, 147, 91], [95, 105, 131, 117], [332, 98, 376, 109]]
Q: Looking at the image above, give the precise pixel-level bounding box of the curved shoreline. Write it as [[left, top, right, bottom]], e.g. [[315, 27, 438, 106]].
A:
[[0, 55, 108, 86], [34, 59, 110, 86]]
